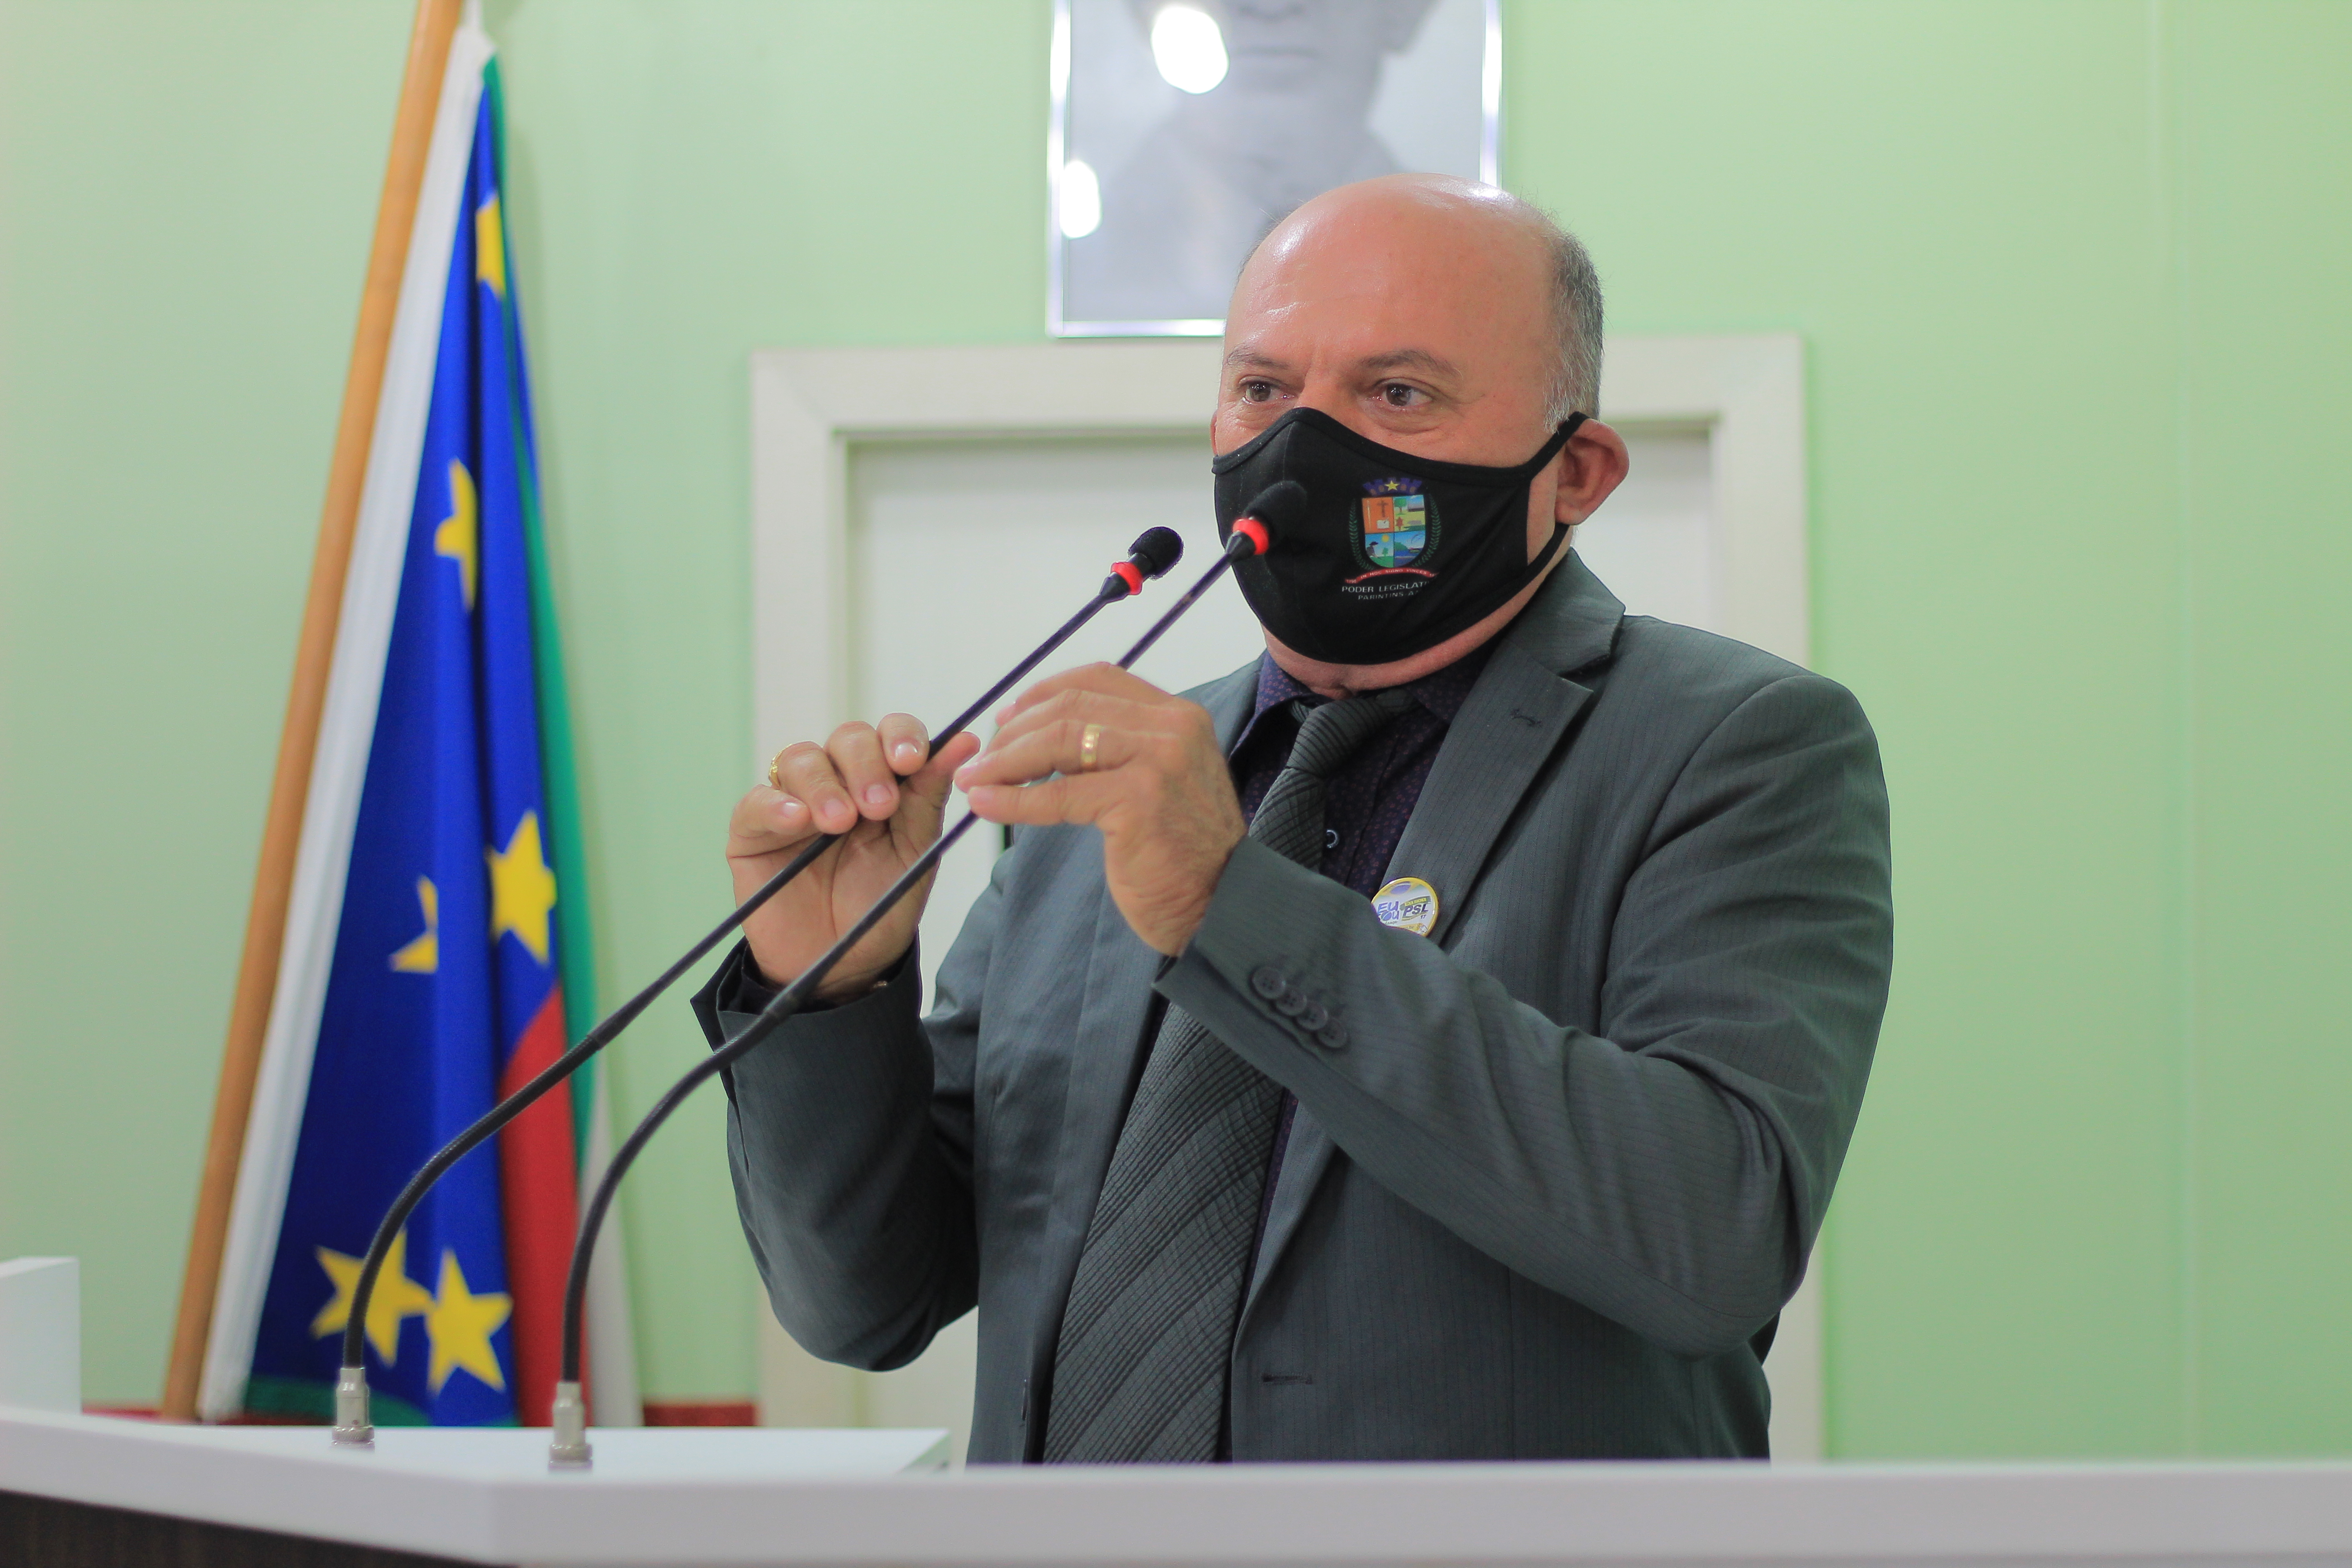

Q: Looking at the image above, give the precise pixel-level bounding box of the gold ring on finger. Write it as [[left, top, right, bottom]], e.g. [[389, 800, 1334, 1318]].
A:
[[1078, 722, 1103, 773], [766, 749, 788, 790]]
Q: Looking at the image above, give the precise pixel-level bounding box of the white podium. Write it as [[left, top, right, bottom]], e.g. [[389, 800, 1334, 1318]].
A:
[[6, 1403, 2352, 1568]]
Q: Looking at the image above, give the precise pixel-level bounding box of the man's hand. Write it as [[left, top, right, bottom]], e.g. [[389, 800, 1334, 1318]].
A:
[[729, 717, 980, 1002], [957, 665, 1245, 956]]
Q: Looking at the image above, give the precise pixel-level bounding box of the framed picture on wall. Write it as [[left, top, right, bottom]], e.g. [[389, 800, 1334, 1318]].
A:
[[1049, 0, 1501, 336]]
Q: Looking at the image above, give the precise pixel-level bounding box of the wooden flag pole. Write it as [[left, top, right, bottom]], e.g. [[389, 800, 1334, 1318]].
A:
[[162, 0, 467, 1423]]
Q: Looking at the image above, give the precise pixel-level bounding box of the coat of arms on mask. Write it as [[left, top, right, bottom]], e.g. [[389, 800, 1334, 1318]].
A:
[[1354, 477, 1436, 577]]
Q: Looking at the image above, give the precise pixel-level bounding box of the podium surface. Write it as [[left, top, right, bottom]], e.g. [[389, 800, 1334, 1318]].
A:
[[6, 1403, 2352, 1567]]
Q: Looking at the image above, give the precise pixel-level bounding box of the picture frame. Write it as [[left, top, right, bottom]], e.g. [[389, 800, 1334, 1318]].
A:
[[1049, 0, 1502, 337]]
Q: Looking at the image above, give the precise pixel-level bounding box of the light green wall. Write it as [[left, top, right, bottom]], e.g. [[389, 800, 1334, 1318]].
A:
[[1, 0, 417, 1401], [1508, 0, 2351, 1456], [2169, 1, 2352, 1452], [3, 1, 2345, 1453]]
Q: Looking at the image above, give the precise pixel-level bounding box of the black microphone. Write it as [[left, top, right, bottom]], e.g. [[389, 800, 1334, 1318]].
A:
[[328, 526, 1184, 1448], [545, 492, 1288, 1466]]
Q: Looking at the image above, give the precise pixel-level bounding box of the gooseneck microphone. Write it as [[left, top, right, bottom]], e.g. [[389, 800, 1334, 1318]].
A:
[[545, 489, 1295, 1466], [1120, 480, 1297, 668], [329, 527, 1185, 1448]]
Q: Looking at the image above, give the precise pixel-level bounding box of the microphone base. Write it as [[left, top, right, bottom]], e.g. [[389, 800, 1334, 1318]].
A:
[[330, 1370, 375, 1449], [547, 1380, 593, 1470]]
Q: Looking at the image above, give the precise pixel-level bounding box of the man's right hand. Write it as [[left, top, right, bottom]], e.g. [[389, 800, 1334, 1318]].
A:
[[728, 716, 980, 1004]]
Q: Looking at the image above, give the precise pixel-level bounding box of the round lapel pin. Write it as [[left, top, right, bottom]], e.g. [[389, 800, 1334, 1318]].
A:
[[1371, 877, 1439, 936]]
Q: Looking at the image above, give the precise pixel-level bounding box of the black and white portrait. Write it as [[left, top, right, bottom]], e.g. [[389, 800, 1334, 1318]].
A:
[[1052, 0, 1499, 333]]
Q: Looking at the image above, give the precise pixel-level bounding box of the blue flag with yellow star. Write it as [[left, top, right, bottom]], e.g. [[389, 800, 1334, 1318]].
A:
[[233, 56, 585, 1429]]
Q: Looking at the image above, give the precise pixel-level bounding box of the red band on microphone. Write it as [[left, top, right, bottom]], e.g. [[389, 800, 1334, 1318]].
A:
[[1232, 517, 1270, 556], [1112, 560, 1144, 597]]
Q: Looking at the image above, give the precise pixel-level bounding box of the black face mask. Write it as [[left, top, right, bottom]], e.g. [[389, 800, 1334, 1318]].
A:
[[1212, 407, 1586, 666]]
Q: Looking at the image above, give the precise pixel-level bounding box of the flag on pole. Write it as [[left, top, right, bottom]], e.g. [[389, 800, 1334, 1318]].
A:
[[196, 15, 637, 1427]]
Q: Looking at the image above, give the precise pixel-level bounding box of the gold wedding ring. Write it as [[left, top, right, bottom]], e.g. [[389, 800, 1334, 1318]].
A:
[[766, 749, 788, 791], [1078, 722, 1103, 773]]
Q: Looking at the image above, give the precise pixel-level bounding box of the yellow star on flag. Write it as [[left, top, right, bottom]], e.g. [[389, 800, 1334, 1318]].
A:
[[475, 194, 506, 299], [434, 459, 478, 608], [311, 1229, 435, 1362], [425, 1249, 511, 1396], [389, 876, 438, 973], [486, 810, 556, 965]]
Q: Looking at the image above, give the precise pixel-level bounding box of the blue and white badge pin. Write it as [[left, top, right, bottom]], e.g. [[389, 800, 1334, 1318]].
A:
[[1372, 876, 1438, 936]]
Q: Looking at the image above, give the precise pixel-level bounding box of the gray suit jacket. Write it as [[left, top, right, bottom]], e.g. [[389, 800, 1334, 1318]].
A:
[[700, 555, 1892, 1463]]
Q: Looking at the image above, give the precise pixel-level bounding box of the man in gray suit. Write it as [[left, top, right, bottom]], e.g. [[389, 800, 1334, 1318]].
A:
[[700, 174, 1892, 1463]]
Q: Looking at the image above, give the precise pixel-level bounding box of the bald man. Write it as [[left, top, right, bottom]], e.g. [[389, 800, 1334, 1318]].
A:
[[698, 176, 1892, 1463]]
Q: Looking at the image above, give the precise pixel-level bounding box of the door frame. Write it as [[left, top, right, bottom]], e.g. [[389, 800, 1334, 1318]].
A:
[[745, 335, 1823, 1458]]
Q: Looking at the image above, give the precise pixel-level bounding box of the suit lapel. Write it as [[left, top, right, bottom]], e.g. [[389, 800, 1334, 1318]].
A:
[[1239, 556, 1624, 1324], [1028, 659, 1263, 1439], [1038, 884, 1160, 1288], [1382, 553, 1622, 945], [1383, 662, 1590, 947]]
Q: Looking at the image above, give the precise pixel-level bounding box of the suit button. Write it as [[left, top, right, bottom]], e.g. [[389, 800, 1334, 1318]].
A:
[[1251, 965, 1286, 1000], [1316, 1020, 1348, 1050], [1274, 988, 1309, 1017], [1296, 1001, 1329, 1031]]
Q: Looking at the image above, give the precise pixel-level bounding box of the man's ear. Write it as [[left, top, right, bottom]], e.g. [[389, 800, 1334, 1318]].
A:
[[1553, 419, 1631, 527]]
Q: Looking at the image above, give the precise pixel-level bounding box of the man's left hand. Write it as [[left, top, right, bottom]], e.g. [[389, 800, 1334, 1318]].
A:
[[957, 665, 1245, 956]]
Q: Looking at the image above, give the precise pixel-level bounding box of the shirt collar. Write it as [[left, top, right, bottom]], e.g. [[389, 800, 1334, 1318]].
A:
[[1230, 643, 1494, 759]]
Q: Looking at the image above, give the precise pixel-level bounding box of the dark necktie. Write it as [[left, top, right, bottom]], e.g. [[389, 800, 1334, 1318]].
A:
[[1043, 689, 1410, 1463]]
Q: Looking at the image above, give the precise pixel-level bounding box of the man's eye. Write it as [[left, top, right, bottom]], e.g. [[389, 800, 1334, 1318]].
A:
[[1379, 383, 1428, 408], [1240, 380, 1276, 402]]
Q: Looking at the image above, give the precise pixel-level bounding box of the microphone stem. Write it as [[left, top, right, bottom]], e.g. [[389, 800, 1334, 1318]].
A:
[[1116, 534, 1251, 667], [555, 536, 1259, 1397], [934, 585, 1123, 754], [559, 808, 986, 1387], [339, 578, 1128, 1387]]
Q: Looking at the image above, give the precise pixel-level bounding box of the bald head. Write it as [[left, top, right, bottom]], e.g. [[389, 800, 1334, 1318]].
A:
[[1211, 174, 1628, 694], [1231, 174, 1602, 423]]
